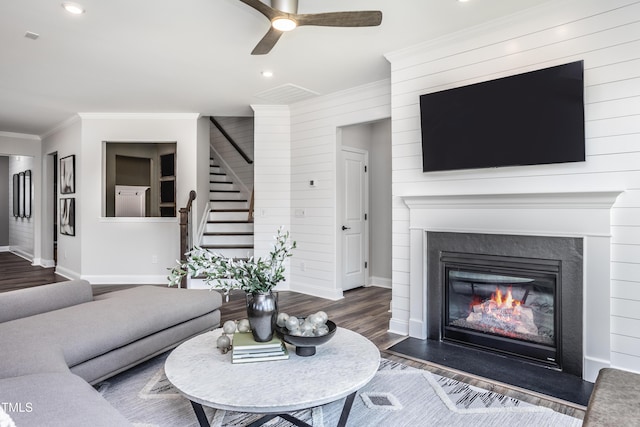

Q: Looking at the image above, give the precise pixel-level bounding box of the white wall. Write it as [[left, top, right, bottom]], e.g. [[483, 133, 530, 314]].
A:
[[196, 116, 212, 239], [0, 132, 42, 263], [0, 156, 8, 246], [251, 105, 292, 289], [285, 82, 391, 300], [41, 118, 82, 277], [385, 0, 640, 373], [340, 120, 392, 288], [42, 113, 201, 283], [369, 120, 392, 286], [8, 156, 35, 258]]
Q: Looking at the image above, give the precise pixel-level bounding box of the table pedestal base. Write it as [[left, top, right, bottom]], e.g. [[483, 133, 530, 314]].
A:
[[190, 391, 357, 427]]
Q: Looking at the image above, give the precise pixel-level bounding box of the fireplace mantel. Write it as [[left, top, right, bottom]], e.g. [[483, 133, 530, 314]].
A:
[[403, 191, 623, 211], [400, 190, 623, 381]]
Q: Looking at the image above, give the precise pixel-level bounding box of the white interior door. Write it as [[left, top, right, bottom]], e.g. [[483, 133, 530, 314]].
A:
[[341, 148, 368, 291]]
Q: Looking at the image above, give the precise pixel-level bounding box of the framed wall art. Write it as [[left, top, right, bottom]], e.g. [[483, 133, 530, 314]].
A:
[[60, 198, 75, 236], [60, 154, 75, 194]]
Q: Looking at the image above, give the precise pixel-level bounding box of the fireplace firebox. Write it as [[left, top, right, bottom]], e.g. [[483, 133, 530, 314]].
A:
[[442, 252, 560, 369], [427, 232, 583, 377]]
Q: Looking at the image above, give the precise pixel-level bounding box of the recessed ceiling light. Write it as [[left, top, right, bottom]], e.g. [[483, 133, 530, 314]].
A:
[[261, 70, 274, 78], [24, 31, 40, 40], [62, 2, 85, 15]]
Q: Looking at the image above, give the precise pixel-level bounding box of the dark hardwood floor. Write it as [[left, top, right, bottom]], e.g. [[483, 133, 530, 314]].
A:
[[0, 252, 585, 420], [0, 252, 66, 292]]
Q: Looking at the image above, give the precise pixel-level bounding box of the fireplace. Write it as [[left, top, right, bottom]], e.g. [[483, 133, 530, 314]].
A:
[[427, 232, 583, 377], [398, 191, 622, 383], [442, 252, 560, 369]]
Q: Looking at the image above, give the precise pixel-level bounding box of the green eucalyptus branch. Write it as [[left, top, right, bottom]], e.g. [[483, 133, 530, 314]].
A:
[[168, 227, 296, 295]]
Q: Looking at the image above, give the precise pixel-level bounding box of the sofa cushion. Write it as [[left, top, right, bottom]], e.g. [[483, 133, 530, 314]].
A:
[[0, 340, 70, 380], [0, 280, 93, 323], [583, 367, 640, 426], [0, 286, 222, 372], [0, 373, 131, 426]]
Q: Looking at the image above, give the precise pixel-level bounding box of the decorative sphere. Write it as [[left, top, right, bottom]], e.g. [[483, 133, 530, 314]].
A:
[[300, 321, 314, 334], [315, 325, 329, 336], [276, 312, 289, 327], [216, 334, 231, 349], [285, 316, 299, 331], [307, 313, 324, 326], [316, 311, 328, 324], [237, 319, 251, 333], [222, 320, 237, 334]]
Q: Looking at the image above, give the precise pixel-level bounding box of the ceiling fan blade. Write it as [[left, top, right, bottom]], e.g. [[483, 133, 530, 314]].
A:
[[251, 27, 284, 55], [296, 11, 382, 27], [238, 0, 280, 20]]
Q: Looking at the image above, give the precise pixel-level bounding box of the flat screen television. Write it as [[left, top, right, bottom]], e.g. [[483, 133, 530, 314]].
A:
[[419, 61, 585, 172]]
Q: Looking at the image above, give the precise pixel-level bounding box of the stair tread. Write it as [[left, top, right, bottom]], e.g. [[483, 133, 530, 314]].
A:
[[210, 181, 234, 184], [204, 232, 254, 236], [201, 244, 254, 249], [207, 220, 252, 224], [210, 199, 248, 203], [211, 209, 249, 212]]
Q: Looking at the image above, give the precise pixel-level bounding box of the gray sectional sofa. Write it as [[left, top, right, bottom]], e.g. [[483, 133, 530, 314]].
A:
[[0, 280, 222, 426]]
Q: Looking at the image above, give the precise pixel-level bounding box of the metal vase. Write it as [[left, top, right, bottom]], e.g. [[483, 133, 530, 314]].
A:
[[246, 291, 278, 342]]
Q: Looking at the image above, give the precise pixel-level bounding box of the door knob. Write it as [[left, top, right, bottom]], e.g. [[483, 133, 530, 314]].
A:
[[342, 225, 351, 230]]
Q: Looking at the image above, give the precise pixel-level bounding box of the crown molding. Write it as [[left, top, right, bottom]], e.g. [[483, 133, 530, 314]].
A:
[[0, 131, 41, 141], [40, 115, 80, 140], [77, 113, 201, 120]]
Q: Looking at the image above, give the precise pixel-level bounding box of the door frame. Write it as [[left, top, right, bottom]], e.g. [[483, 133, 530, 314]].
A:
[[336, 144, 369, 293]]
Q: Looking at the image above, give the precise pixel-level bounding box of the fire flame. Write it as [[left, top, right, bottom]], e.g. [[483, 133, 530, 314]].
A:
[[488, 286, 521, 316]]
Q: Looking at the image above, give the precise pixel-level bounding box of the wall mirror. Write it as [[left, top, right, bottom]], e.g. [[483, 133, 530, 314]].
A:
[[12, 170, 32, 218], [12, 173, 19, 217], [24, 169, 32, 218], [18, 172, 25, 217]]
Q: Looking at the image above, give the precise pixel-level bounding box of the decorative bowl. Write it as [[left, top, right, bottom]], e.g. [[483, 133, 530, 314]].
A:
[[276, 320, 337, 356]]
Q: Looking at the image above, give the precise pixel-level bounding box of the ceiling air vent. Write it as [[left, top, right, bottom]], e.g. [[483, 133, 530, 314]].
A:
[[253, 83, 320, 105]]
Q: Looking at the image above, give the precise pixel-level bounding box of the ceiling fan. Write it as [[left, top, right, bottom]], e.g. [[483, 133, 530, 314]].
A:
[[239, 0, 383, 55]]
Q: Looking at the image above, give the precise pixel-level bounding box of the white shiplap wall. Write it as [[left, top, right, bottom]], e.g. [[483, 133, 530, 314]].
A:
[[252, 105, 293, 288], [8, 155, 34, 259], [386, 0, 640, 373], [286, 82, 391, 300]]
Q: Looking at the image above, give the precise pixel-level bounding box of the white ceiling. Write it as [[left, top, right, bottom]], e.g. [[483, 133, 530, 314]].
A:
[[0, 0, 553, 136]]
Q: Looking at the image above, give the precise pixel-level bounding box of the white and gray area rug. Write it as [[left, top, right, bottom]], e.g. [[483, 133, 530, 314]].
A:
[[96, 353, 582, 427]]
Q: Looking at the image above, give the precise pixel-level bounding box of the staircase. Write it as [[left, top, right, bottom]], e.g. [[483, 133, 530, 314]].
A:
[[201, 158, 254, 259]]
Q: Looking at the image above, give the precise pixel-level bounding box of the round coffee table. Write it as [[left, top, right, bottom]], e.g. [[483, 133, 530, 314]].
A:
[[165, 327, 380, 427]]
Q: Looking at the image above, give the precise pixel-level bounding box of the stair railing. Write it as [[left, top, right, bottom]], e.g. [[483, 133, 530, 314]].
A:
[[179, 190, 197, 288], [248, 189, 255, 222], [209, 117, 253, 164]]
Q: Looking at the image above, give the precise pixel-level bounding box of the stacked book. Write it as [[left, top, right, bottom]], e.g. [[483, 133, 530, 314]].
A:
[[231, 332, 289, 364]]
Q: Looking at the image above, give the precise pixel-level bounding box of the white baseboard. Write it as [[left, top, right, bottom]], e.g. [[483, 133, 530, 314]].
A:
[[9, 247, 33, 262], [54, 265, 79, 280], [0, 246, 9, 252], [584, 356, 609, 383], [290, 282, 344, 301], [368, 276, 392, 289], [81, 275, 169, 285], [38, 258, 56, 268], [388, 318, 409, 336]]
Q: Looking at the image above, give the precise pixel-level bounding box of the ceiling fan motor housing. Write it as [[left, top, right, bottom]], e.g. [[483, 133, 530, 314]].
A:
[[272, 0, 298, 14]]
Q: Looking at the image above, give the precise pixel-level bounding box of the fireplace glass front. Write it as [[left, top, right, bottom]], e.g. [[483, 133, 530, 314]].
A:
[[442, 252, 560, 368]]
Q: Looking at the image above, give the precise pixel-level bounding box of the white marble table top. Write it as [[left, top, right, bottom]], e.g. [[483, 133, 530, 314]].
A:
[[165, 327, 380, 413]]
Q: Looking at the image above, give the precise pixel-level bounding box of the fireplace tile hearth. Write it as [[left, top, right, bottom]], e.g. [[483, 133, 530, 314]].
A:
[[388, 337, 593, 407]]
